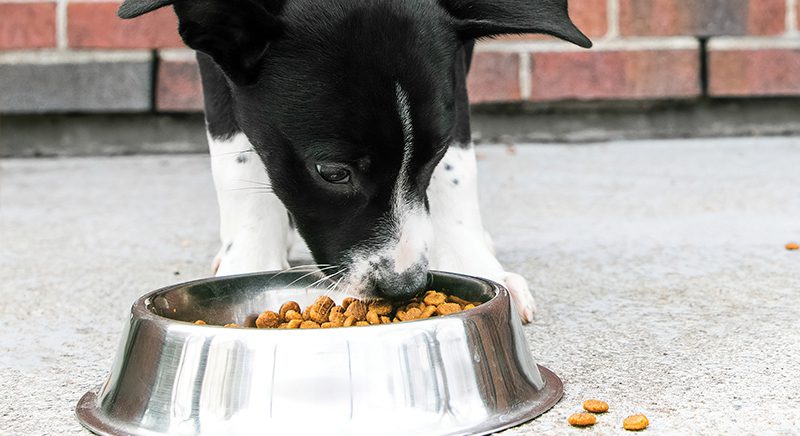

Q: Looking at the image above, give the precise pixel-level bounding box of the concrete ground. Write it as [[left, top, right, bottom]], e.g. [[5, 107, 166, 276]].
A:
[[1, 137, 799, 435]]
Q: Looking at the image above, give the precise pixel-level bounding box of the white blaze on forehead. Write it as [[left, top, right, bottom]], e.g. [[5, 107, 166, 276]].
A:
[[341, 83, 433, 292], [393, 82, 414, 213], [390, 82, 432, 274]]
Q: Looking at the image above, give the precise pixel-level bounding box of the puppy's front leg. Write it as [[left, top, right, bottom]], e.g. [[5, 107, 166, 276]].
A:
[[208, 132, 292, 275], [428, 143, 536, 323]]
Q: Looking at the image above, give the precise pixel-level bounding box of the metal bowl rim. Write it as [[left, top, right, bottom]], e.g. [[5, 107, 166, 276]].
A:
[[133, 270, 508, 331]]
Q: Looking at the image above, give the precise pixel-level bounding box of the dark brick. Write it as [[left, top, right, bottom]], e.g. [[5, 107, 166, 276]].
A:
[[708, 46, 800, 96], [156, 53, 204, 112], [0, 2, 56, 49], [0, 54, 152, 113], [467, 52, 520, 103], [529, 49, 701, 101], [620, 0, 786, 37], [68, 1, 183, 49]]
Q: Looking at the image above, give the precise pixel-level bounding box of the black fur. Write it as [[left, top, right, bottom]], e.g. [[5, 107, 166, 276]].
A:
[[118, 0, 590, 297]]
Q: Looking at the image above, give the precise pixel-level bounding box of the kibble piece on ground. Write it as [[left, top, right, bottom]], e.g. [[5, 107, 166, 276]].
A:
[[567, 413, 596, 427], [194, 320, 207, 325], [380, 316, 391, 324], [423, 290, 447, 306], [279, 301, 301, 318], [436, 302, 462, 316], [256, 311, 281, 329], [343, 315, 356, 327], [463, 303, 475, 310], [583, 399, 609, 413], [355, 321, 370, 326], [786, 242, 799, 250], [321, 322, 342, 328], [286, 319, 302, 329], [300, 321, 320, 329], [223, 323, 240, 328], [623, 414, 649, 431]]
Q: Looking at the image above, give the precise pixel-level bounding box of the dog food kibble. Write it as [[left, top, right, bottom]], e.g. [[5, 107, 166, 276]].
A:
[[256, 310, 281, 329], [786, 242, 799, 250], [279, 301, 301, 318], [436, 302, 462, 316], [223, 323, 240, 328], [195, 291, 481, 329], [344, 299, 367, 321], [568, 413, 597, 427], [583, 399, 609, 413], [300, 320, 320, 329], [423, 290, 447, 306], [623, 414, 649, 431]]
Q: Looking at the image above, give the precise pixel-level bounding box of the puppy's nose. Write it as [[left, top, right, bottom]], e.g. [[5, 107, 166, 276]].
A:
[[376, 265, 429, 300]]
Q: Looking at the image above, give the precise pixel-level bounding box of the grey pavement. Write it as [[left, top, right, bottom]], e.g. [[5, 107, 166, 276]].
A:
[[1, 137, 799, 435]]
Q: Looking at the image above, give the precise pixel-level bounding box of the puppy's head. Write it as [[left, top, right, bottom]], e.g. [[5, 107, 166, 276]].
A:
[[120, 0, 591, 299]]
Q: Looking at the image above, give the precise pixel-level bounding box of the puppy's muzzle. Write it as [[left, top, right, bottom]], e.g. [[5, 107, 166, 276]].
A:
[[375, 260, 430, 300]]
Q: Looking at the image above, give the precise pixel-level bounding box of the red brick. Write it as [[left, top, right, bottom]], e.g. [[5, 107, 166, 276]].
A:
[[529, 49, 701, 101], [467, 52, 520, 103], [499, 0, 608, 40], [156, 55, 204, 111], [620, 0, 786, 37], [0, 2, 56, 49], [708, 48, 800, 97], [68, 1, 183, 49]]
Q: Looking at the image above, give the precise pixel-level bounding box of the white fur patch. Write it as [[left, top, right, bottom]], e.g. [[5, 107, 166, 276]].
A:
[[390, 83, 432, 273], [427, 144, 535, 322], [340, 84, 433, 293], [208, 132, 291, 275]]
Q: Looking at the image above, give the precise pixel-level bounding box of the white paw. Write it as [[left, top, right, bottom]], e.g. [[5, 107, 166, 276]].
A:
[[501, 272, 536, 324]]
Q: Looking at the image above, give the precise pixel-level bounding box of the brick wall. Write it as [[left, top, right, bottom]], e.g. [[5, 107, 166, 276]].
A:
[[0, 0, 799, 114]]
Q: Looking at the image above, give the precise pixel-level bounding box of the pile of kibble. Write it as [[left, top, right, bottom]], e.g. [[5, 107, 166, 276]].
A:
[[193, 290, 481, 329]]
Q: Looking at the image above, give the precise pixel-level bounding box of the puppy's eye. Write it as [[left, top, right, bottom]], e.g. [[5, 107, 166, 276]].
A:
[[316, 164, 351, 184]]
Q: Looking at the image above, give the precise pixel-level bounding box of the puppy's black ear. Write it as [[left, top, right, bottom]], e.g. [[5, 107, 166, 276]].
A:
[[118, 0, 281, 85], [440, 0, 592, 48]]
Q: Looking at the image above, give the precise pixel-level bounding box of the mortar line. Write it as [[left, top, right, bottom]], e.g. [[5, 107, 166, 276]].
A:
[[787, 0, 798, 35], [56, 0, 68, 49], [607, 0, 620, 39], [518, 52, 531, 100]]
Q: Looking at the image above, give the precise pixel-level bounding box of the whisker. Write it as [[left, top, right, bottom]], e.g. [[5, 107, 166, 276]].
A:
[[232, 179, 273, 187], [323, 272, 348, 299], [225, 187, 275, 194], [305, 268, 345, 291], [265, 263, 332, 283], [285, 265, 341, 288]]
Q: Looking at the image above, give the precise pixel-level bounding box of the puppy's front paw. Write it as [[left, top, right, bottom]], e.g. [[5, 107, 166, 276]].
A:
[[501, 272, 536, 324]]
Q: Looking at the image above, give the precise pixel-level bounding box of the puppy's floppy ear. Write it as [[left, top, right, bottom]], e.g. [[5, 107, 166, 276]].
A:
[[440, 0, 592, 48], [118, 0, 281, 85]]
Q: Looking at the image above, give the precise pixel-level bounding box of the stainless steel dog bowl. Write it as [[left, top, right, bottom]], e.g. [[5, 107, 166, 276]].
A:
[[77, 270, 562, 435]]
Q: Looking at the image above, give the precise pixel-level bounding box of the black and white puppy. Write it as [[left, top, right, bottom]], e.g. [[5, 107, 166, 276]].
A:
[[118, 0, 591, 323]]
